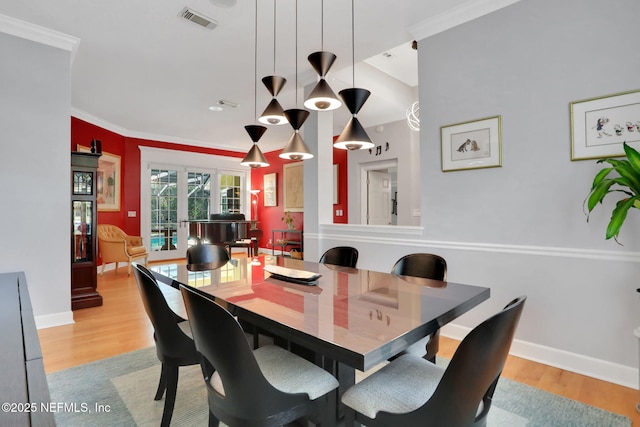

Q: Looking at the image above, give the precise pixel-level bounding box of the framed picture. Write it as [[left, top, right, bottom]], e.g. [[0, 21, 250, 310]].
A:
[[441, 116, 502, 172], [78, 145, 121, 211], [263, 173, 277, 207], [570, 89, 640, 160], [283, 162, 304, 212]]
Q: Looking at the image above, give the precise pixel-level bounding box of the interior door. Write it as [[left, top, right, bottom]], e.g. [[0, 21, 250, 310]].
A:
[[367, 170, 392, 225]]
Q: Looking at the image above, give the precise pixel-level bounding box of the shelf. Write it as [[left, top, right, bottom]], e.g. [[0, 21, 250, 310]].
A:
[[272, 229, 303, 256]]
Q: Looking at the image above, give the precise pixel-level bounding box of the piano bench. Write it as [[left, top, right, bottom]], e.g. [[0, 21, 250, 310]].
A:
[[227, 237, 258, 257]]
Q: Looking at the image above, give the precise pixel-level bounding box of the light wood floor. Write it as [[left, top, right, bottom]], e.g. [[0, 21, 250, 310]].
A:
[[38, 259, 639, 424]]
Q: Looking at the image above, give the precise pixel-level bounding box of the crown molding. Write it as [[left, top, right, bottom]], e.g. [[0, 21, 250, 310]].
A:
[[408, 0, 521, 40], [0, 13, 79, 62], [71, 108, 242, 153]]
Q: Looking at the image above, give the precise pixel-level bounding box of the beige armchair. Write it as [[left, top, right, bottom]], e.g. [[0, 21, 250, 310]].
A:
[[97, 224, 148, 276]]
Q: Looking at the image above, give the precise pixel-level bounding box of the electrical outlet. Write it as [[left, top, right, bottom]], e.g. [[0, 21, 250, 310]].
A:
[[127, 211, 137, 217]]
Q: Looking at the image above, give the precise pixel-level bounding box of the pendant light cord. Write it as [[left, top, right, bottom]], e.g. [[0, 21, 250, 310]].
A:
[[295, 0, 298, 106], [254, 0, 258, 121], [273, 0, 277, 75], [320, 0, 324, 50], [351, 0, 355, 88]]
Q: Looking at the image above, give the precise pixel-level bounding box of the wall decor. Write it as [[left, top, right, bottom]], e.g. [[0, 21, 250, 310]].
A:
[[440, 115, 502, 172], [283, 162, 304, 212], [78, 145, 121, 211], [263, 173, 277, 207], [570, 89, 640, 160]]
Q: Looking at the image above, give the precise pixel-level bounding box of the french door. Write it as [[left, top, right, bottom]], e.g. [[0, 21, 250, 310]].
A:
[[146, 168, 214, 261], [140, 147, 249, 262]]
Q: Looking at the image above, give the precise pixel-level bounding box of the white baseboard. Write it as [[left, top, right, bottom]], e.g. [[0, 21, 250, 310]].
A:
[[442, 323, 638, 389], [35, 311, 74, 329]]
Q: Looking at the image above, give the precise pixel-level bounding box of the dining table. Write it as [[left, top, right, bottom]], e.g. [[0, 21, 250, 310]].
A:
[[150, 255, 490, 426]]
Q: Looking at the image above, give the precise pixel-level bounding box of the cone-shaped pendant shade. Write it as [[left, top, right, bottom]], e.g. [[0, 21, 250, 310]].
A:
[[284, 108, 310, 130], [334, 116, 374, 151], [308, 51, 336, 76], [279, 131, 314, 160], [339, 87, 370, 114], [259, 76, 288, 125], [280, 108, 313, 160], [335, 87, 374, 150], [240, 125, 269, 168], [259, 98, 288, 125], [304, 52, 341, 111], [304, 78, 342, 111], [262, 75, 286, 96], [241, 143, 269, 168], [244, 124, 267, 142]]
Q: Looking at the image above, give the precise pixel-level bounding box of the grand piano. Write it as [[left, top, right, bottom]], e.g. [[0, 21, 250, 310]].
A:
[[187, 213, 262, 256]]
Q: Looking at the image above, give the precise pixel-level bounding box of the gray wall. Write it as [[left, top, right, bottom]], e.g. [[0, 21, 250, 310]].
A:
[[0, 31, 73, 325], [347, 118, 421, 226], [312, 0, 640, 387], [421, 0, 640, 250]]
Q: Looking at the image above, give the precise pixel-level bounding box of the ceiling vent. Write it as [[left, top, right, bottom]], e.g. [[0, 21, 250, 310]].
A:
[[178, 7, 218, 29]]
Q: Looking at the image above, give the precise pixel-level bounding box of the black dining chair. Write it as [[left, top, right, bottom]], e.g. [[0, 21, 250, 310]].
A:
[[180, 284, 340, 427], [319, 246, 359, 268], [391, 253, 447, 362], [132, 263, 201, 427], [186, 243, 230, 266], [342, 296, 526, 427]]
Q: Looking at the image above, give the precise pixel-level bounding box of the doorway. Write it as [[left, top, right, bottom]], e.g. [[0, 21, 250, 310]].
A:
[[360, 159, 398, 225]]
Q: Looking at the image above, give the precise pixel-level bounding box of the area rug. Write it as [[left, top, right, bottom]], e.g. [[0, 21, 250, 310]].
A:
[[47, 347, 631, 426]]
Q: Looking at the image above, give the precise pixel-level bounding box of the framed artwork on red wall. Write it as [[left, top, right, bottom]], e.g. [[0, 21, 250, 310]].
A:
[[264, 173, 277, 207], [284, 162, 304, 212], [78, 145, 121, 211]]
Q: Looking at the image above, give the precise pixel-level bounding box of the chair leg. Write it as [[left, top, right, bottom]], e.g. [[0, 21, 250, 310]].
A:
[[127, 261, 132, 276], [160, 365, 179, 427], [99, 263, 105, 275], [154, 363, 167, 400], [424, 329, 440, 363], [208, 410, 220, 427]]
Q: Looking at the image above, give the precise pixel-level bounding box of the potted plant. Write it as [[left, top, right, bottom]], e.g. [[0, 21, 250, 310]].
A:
[[585, 142, 640, 244], [281, 211, 295, 230]]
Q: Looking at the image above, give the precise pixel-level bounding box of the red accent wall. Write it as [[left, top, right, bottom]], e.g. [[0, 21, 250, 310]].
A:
[[72, 117, 350, 255], [250, 150, 305, 249], [71, 117, 245, 254], [333, 145, 348, 224]]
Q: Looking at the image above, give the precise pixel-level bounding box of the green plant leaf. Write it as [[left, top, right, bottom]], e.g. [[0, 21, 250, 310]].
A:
[[586, 179, 617, 212], [604, 158, 640, 194], [606, 196, 640, 241], [590, 167, 613, 190], [624, 142, 640, 175]]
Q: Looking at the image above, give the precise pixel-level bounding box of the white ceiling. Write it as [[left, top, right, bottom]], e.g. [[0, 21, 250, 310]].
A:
[[0, 0, 515, 153]]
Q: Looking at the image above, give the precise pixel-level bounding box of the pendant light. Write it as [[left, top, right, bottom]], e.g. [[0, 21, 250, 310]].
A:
[[303, 0, 342, 111], [258, 0, 288, 126], [334, 0, 374, 151], [241, 0, 269, 168], [280, 0, 313, 160]]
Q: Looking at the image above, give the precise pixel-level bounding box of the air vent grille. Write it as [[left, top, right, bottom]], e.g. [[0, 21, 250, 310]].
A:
[[178, 7, 218, 29]]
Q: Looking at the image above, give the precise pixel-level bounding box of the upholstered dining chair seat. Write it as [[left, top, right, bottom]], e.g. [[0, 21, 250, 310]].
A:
[[180, 285, 340, 426], [342, 296, 526, 427], [210, 345, 339, 400], [343, 354, 444, 418]]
